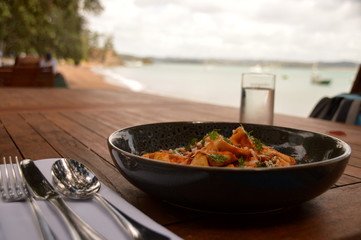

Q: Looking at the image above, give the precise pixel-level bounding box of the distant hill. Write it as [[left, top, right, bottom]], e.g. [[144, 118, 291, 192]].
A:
[[111, 53, 359, 69], [150, 57, 359, 69], [117, 54, 153, 64], [318, 61, 358, 68]]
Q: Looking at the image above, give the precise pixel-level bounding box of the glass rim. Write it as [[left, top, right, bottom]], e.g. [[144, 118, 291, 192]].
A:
[[241, 73, 276, 89]]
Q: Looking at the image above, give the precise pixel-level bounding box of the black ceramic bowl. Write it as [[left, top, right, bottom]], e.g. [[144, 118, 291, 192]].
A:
[[108, 122, 351, 213]]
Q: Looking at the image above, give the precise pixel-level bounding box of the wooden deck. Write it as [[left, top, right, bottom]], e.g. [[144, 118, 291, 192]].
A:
[[1, 88, 360, 240]]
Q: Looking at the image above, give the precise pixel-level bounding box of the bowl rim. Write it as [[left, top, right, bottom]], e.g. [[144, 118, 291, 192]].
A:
[[108, 121, 352, 172]]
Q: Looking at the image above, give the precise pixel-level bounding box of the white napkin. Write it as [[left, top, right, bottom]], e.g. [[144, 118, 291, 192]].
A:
[[0, 159, 182, 240]]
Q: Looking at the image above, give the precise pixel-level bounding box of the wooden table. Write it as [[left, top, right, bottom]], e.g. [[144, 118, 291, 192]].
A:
[[1, 88, 360, 240]]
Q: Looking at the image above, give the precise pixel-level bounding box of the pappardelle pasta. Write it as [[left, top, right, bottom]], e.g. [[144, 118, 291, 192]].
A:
[[142, 126, 296, 168]]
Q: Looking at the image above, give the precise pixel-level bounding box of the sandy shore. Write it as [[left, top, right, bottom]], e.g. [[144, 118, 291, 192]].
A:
[[57, 64, 120, 89]]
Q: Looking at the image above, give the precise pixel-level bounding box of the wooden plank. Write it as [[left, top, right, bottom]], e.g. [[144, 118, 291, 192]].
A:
[[0, 88, 124, 113], [42, 111, 113, 165], [344, 164, 361, 179], [84, 109, 156, 129], [60, 111, 117, 138], [0, 120, 22, 158], [119, 107, 174, 123], [100, 101, 237, 126], [0, 88, 193, 113], [0, 113, 59, 159], [118, 107, 180, 123], [0, 89, 29, 110], [166, 183, 361, 240], [121, 105, 218, 122], [335, 174, 361, 186], [348, 157, 361, 169], [348, 148, 361, 168], [0, 88, 72, 113], [168, 103, 239, 122]]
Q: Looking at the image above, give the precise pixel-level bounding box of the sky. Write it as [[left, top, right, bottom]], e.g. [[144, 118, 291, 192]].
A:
[[84, 0, 361, 62]]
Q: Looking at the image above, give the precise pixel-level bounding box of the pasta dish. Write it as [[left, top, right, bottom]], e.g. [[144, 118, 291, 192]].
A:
[[142, 126, 296, 168]]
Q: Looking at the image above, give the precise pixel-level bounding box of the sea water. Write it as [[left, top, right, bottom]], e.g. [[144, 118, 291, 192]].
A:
[[241, 87, 275, 124], [92, 63, 357, 118]]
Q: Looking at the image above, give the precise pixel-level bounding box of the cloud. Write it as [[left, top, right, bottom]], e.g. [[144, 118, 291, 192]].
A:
[[85, 0, 361, 62]]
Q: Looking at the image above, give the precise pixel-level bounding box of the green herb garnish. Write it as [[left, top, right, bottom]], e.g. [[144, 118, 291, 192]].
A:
[[238, 157, 246, 167], [256, 162, 267, 168], [245, 129, 264, 151], [207, 153, 228, 163], [253, 138, 264, 151], [223, 137, 232, 144], [246, 130, 254, 138], [190, 138, 198, 146], [205, 129, 222, 140], [186, 138, 199, 150]]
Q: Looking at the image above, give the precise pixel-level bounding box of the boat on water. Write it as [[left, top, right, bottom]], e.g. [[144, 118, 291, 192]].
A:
[[311, 63, 332, 85], [311, 74, 332, 85]]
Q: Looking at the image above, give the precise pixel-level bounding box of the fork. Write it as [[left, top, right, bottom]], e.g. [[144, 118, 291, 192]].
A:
[[0, 156, 58, 240]]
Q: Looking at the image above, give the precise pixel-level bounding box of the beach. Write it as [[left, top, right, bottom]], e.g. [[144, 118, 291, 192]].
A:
[[57, 64, 120, 89]]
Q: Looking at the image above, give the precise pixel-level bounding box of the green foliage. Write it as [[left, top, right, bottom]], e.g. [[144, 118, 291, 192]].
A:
[[0, 0, 103, 64]]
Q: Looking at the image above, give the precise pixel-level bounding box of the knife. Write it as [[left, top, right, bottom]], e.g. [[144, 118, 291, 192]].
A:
[[20, 159, 105, 240]]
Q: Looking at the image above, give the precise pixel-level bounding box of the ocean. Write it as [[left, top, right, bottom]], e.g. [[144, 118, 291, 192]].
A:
[[92, 63, 357, 118]]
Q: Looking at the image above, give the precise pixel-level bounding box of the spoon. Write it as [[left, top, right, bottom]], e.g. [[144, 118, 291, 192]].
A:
[[51, 158, 170, 240]]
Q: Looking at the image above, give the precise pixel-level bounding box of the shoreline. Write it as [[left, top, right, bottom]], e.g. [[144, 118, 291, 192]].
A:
[[57, 64, 121, 89]]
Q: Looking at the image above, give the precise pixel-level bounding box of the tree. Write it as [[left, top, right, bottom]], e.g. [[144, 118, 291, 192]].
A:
[[0, 0, 103, 64]]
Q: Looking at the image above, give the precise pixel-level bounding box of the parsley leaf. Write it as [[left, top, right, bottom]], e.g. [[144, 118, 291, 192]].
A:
[[207, 153, 228, 163], [253, 137, 264, 151], [223, 137, 232, 144], [238, 157, 246, 167], [256, 162, 267, 168], [205, 129, 222, 140], [244, 128, 264, 151], [246, 130, 254, 138], [190, 138, 198, 146], [186, 138, 199, 150]]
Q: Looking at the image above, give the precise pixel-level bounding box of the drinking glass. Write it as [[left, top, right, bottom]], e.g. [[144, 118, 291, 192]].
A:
[[240, 73, 275, 125]]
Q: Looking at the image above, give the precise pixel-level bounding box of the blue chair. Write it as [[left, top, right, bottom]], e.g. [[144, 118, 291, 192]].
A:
[[310, 65, 361, 126], [310, 94, 361, 126]]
